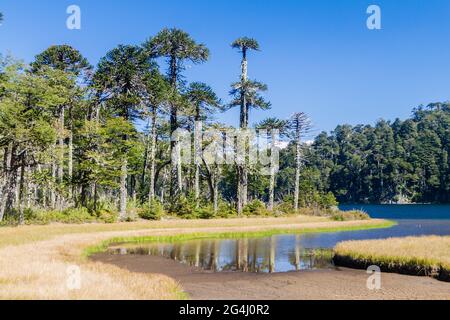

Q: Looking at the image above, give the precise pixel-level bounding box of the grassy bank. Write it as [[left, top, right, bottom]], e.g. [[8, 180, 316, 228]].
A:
[[334, 236, 450, 282]]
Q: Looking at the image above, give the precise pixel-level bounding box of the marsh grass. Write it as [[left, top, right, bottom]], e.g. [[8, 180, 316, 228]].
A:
[[0, 215, 328, 248], [334, 236, 450, 282]]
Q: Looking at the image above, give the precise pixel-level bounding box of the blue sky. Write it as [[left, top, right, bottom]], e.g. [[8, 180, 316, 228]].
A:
[[1, 0, 450, 137]]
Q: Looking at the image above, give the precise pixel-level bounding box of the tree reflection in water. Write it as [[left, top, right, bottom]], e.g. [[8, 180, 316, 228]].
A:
[[109, 236, 334, 273]]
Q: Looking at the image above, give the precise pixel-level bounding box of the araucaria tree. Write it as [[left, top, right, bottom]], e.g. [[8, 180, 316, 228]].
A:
[[31, 45, 92, 207], [185, 82, 221, 204], [144, 28, 209, 199], [289, 112, 312, 211], [93, 45, 152, 220], [230, 37, 264, 214], [256, 118, 289, 211]]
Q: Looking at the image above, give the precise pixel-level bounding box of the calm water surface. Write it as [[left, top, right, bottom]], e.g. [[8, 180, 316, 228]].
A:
[[109, 205, 450, 273]]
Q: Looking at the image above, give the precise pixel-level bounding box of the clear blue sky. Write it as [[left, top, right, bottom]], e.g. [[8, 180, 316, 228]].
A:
[[1, 0, 450, 137]]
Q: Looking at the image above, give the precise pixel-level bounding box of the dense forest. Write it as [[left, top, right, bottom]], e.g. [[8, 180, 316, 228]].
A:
[[0, 27, 449, 225], [302, 103, 450, 204]]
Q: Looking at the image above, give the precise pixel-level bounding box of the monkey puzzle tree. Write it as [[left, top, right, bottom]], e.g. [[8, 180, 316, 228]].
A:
[[185, 82, 221, 203], [256, 118, 289, 211], [288, 112, 312, 211], [229, 79, 271, 214], [144, 28, 209, 197], [94, 45, 152, 220], [231, 37, 260, 128], [142, 70, 171, 203], [230, 37, 263, 214], [31, 45, 92, 204]]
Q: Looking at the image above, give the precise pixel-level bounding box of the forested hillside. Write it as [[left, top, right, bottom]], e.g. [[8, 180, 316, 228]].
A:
[[293, 104, 450, 204]]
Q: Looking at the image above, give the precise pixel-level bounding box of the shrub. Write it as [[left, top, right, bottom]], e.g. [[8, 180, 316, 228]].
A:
[[319, 192, 339, 209], [276, 199, 294, 214], [26, 207, 95, 224], [331, 210, 370, 221], [139, 200, 165, 220], [243, 199, 271, 216], [217, 201, 237, 218], [196, 205, 215, 219], [97, 209, 119, 223], [56, 207, 96, 224], [168, 194, 199, 219]]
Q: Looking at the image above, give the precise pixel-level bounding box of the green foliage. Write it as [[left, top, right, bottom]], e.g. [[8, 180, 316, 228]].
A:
[[319, 192, 339, 209], [231, 37, 260, 52], [331, 210, 370, 221], [166, 195, 238, 220], [96, 210, 119, 224], [216, 201, 238, 218], [139, 200, 165, 220], [145, 28, 210, 73], [26, 207, 96, 224], [31, 44, 92, 76], [168, 194, 200, 219], [305, 104, 450, 204], [275, 196, 295, 214], [243, 199, 271, 216]]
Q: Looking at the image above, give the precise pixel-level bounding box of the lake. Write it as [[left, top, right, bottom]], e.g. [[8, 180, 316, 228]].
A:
[[107, 204, 450, 273]]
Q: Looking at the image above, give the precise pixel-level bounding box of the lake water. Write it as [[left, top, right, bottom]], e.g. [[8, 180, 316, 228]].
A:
[[108, 205, 450, 273]]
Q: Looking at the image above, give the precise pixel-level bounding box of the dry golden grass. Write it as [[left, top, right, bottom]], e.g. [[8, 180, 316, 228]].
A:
[[0, 216, 391, 300], [335, 236, 450, 278], [0, 215, 326, 248]]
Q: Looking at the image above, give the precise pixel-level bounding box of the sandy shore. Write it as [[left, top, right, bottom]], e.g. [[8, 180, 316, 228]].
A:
[[92, 253, 450, 300]]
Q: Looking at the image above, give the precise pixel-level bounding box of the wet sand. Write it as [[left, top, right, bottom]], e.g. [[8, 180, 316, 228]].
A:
[[92, 253, 450, 300]]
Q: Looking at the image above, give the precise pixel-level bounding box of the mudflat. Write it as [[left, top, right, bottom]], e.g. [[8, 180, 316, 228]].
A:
[[92, 253, 450, 300]]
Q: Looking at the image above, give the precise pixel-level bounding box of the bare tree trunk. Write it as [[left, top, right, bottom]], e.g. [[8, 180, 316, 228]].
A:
[[176, 142, 183, 194], [213, 166, 221, 214], [160, 167, 167, 204], [119, 158, 128, 220], [68, 125, 73, 201], [57, 106, 65, 210], [237, 166, 243, 215], [0, 144, 13, 221], [237, 51, 249, 214], [294, 135, 301, 212], [268, 132, 276, 211], [18, 152, 26, 225], [50, 160, 56, 209], [93, 183, 98, 212], [141, 120, 151, 197], [25, 165, 32, 209], [148, 111, 157, 203], [194, 120, 202, 205], [169, 56, 181, 199]]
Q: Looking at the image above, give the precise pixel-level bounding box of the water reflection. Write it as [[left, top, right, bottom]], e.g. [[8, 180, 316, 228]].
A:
[[109, 236, 333, 273]]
